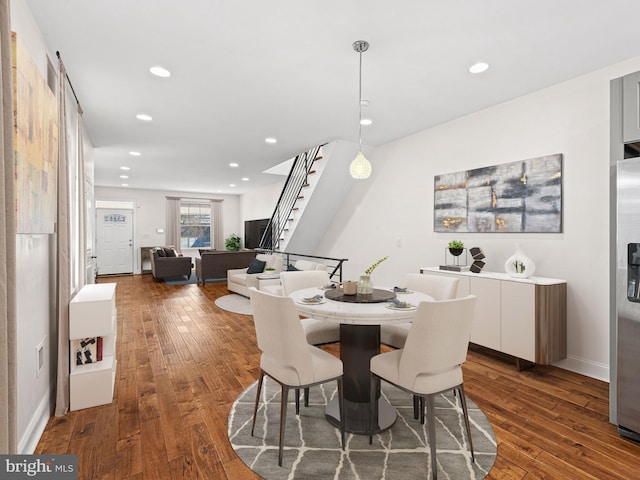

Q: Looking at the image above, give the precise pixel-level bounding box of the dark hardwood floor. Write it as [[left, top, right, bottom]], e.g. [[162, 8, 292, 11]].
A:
[[35, 274, 640, 479]]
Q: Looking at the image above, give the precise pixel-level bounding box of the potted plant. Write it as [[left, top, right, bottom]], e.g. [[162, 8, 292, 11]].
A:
[[448, 240, 464, 257], [358, 256, 389, 295], [225, 234, 241, 252]]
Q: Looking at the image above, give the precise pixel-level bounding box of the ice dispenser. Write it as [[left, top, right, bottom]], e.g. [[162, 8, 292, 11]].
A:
[[628, 243, 640, 302]]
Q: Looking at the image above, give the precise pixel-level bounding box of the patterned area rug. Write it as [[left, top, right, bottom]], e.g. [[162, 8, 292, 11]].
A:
[[215, 294, 253, 315], [228, 378, 496, 479]]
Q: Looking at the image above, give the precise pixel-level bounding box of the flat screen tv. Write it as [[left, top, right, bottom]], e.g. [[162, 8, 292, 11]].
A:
[[244, 218, 270, 250]]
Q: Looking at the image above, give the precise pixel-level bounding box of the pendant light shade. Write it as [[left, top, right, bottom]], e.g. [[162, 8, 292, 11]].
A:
[[350, 151, 372, 179], [350, 40, 371, 179]]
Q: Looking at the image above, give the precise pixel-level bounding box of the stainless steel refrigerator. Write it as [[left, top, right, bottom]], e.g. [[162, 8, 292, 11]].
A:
[[616, 157, 640, 442]]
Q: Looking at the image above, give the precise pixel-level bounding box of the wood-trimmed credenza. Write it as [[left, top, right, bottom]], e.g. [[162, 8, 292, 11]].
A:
[[421, 267, 567, 368]]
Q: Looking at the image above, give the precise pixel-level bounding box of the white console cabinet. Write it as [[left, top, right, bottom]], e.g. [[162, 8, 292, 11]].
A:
[[69, 283, 117, 411], [421, 268, 566, 365]]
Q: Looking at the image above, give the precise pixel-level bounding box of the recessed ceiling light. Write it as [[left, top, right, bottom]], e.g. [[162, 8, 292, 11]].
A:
[[120, 166, 130, 171], [241, 177, 249, 181], [120, 175, 129, 179], [265, 137, 277, 144], [136, 113, 152, 121], [229, 162, 239, 168], [129, 151, 141, 156], [121, 183, 129, 187], [149, 66, 171, 78], [469, 62, 489, 74], [229, 184, 236, 187], [360, 118, 373, 126]]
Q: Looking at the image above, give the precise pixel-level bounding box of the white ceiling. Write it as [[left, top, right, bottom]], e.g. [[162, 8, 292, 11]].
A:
[[24, 0, 640, 195]]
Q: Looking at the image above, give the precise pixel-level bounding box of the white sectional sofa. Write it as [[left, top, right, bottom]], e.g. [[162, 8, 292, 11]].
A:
[[226, 253, 284, 297]]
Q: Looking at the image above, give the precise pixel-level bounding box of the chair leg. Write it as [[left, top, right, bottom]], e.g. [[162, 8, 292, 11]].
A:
[[413, 395, 419, 419], [337, 378, 345, 449], [420, 396, 425, 425], [304, 387, 310, 407], [458, 385, 475, 462], [369, 373, 378, 445], [279, 385, 289, 466], [425, 394, 437, 480], [295, 388, 300, 415], [251, 371, 265, 436]]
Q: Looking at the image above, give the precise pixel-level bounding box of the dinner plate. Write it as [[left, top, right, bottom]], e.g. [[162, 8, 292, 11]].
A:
[[385, 303, 416, 310], [299, 298, 326, 305]]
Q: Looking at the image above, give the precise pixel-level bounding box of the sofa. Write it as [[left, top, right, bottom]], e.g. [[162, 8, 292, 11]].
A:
[[227, 253, 284, 297], [195, 250, 257, 284], [260, 259, 329, 295], [150, 247, 192, 281]]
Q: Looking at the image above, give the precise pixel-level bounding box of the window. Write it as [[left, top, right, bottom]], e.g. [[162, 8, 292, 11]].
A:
[[180, 202, 211, 249]]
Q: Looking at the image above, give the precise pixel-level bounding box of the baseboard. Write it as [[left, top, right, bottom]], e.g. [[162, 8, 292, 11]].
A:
[[18, 381, 55, 454], [552, 355, 610, 383]]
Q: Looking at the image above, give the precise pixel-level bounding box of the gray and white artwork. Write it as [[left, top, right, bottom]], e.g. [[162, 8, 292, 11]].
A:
[[434, 153, 562, 233]]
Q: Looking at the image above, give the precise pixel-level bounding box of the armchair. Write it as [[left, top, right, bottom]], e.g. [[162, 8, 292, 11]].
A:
[[149, 248, 192, 281]]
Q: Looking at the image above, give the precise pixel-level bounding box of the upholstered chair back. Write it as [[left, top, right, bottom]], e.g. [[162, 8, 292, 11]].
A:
[[399, 296, 477, 392], [248, 288, 315, 385], [280, 271, 331, 296], [403, 273, 460, 301]]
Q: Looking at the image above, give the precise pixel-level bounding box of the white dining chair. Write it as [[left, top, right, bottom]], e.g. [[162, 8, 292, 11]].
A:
[[380, 273, 460, 348], [369, 295, 477, 480], [248, 287, 345, 466], [280, 270, 341, 346]]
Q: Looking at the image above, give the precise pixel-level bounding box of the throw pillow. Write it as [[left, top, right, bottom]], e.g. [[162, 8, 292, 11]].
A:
[[247, 258, 267, 274], [164, 248, 177, 257], [287, 263, 300, 271], [156, 248, 166, 257]]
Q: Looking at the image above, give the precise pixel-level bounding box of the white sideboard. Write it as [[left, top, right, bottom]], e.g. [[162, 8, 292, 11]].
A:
[[420, 268, 567, 366], [69, 283, 117, 411]]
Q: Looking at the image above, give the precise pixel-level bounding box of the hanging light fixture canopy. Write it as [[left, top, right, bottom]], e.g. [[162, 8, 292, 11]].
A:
[[350, 40, 372, 179]]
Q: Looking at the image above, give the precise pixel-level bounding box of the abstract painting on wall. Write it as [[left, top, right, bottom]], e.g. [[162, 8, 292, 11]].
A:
[[434, 153, 562, 233], [12, 32, 58, 234]]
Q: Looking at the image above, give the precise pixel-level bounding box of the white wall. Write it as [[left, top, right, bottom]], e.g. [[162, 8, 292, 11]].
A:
[[95, 186, 241, 271], [239, 178, 284, 247], [317, 56, 640, 381], [11, 0, 60, 454]]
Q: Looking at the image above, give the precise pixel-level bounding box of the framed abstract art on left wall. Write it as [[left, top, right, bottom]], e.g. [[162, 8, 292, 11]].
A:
[[12, 32, 58, 234]]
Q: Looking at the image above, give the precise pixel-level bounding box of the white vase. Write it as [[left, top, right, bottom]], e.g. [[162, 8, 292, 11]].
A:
[[504, 246, 535, 278]]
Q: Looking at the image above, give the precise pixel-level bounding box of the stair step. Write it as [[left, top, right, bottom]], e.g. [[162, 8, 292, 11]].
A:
[[302, 183, 310, 188], [292, 207, 299, 211], [308, 170, 317, 175], [297, 196, 304, 200], [313, 156, 323, 162]]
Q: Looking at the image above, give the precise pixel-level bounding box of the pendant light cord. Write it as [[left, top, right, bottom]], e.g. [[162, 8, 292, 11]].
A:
[[358, 50, 363, 151]]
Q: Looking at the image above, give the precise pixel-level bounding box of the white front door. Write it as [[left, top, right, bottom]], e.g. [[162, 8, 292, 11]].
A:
[[96, 208, 133, 275]]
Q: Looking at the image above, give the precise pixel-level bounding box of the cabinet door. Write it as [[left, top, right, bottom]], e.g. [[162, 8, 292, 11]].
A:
[[501, 281, 536, 362], [623, 71, 640, 143], [469, 277, 501, 351]]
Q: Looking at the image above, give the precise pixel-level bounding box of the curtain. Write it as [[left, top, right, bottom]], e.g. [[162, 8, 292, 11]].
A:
[[77, 108, 86, 287], [212, 200, 223, 250], [54, 59, 71, 416], [0, 0, 17, 453], [166, 196, 180, 252]]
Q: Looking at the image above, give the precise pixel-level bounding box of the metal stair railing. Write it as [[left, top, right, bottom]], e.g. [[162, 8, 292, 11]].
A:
[[259, 143, 326, 250], [255, 249, 348, 283]]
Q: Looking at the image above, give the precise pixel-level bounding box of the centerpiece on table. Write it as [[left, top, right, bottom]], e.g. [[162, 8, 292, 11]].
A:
[[358, 256, 389, 295]]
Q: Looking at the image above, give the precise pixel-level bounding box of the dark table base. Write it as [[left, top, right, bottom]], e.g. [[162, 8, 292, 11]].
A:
[[325, 397, 397, 435], [324, 323, 397, 434]]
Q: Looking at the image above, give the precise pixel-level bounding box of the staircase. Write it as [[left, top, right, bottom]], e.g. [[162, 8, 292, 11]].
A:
[[260, 140, 362, 253]]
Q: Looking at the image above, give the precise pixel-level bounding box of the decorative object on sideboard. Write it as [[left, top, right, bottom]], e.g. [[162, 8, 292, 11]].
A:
[[359, 256, 389, 294], [504, 245, 536, 278], [440, 242, 469, 272], [470, 247, 486, 273]]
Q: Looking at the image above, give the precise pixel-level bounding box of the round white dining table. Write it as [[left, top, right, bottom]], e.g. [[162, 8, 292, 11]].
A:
[[289, 286, 434, 434]]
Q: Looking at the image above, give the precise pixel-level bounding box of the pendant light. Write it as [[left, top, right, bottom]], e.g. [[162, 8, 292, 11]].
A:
[[350, 40, 372, 179]]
